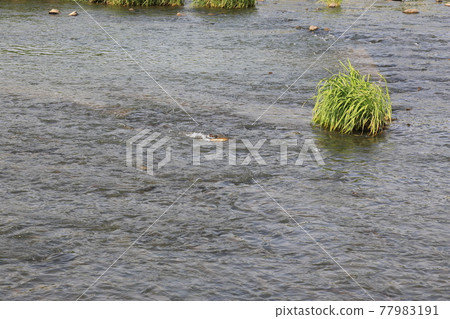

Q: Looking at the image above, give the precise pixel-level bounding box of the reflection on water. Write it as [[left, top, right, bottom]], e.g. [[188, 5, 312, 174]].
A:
[[0, 0, 449, 300]]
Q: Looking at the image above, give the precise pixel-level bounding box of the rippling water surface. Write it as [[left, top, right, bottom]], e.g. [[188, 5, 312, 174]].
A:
[[0, 0, 449, 300]]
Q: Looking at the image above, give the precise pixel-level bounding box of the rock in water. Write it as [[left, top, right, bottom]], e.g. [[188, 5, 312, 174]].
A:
[[445, 2, 450, 6], [328, 2, 339, 7], [49, 9, 60, 15], [69, 11, 78, 16], [176, 12, 185, 16], [309, 25, 319, 31], [403, 9, 420, 14]]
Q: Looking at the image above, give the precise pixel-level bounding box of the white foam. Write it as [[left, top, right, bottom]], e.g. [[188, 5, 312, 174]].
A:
[[186, 132, 208, 140]]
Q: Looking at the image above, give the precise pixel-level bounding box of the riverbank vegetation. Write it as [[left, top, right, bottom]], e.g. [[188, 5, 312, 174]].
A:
[[312, 61, 392, 136], [87, 0, 255, 7], [192, 0, 255, 9], [319, 0, 342, 8], [88, 0, 184, 6]]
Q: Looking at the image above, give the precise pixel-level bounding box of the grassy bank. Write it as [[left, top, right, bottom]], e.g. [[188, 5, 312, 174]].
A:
[[88, 0, 184, 6], [192, 0, 255, 9]]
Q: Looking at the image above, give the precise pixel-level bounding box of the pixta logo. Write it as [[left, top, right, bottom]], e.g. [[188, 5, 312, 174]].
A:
[[126, 130, 324, 175], [126, 129, 171, 175], [192, 138, 324, 166]]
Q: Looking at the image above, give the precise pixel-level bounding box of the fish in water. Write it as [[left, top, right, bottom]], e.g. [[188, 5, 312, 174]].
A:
[[186, 133, 229, 142]]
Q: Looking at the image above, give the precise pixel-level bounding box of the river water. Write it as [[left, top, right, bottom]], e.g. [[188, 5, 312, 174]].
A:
[[0, 0, 448, 300]]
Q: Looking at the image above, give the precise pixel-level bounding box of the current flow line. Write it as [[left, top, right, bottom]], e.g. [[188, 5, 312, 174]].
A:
[[252, 177, 375, 301], [76, 178, 200, 300], [251, 0, 379, 125], [72, 0, 199, 126]]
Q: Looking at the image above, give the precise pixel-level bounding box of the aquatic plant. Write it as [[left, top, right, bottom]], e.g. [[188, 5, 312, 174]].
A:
[[312, 60, 392, 136], [192, 0, 255, 9], [319, 0, 342, 7], [88, 0, 184, 6]]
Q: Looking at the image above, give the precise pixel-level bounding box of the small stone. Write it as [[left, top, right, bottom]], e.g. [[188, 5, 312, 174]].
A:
[[445, 2, 450, 6], [417, 87, 422, 91], [324, 27, 330, 31], [49, 9, 60, 15], [295, 26, 302, 29], [328, 2, 339, 7], [405, 108, 411, 111], [403, 9, 419, 14], [309, 25, 319, 31], [435, 0, 442, 2], [207, 13, 216, 16], [176, 12, 185, 16], [268, 72, 273, 75], [129, 8, 135, 11], [68, 11, 78, 16]]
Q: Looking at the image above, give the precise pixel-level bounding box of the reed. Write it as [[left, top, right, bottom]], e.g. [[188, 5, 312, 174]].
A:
[[312, 60, 392, 136], [192, 0, 255, 9], [88, 0, 184, 6]]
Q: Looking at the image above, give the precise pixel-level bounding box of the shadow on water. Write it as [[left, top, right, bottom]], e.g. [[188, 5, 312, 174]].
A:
[[311, 126, 386, 156]]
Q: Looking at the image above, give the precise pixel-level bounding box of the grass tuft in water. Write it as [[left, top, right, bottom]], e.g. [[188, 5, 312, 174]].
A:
[[192, 0, 255, 9], [319, 0, 342, 7], [88, 0, 184, 6], [312, 60, 392, 136]]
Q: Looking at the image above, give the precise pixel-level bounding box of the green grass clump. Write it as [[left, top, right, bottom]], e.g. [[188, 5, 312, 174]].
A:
[[312, 60, 392, 136], [88, 0, 184, 6], [192, 0, 255, 9], [319, 0, 342, 7]]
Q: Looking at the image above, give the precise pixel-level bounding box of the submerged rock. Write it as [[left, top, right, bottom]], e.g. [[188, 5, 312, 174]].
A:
[[49, 9, 60, 15], [328, 2, 340, 7], [309, 25, 319, 31], [403, 9, 420, 14], [68, 11, 78, 16], [129, 8, 135, 11], [176, 12, 185, 16], [445, 2, 450, 6]]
